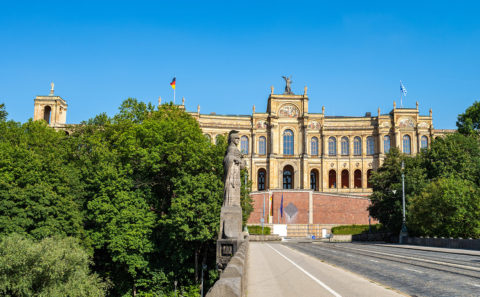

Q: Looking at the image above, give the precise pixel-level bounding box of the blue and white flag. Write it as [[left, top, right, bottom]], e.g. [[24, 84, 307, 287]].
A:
[[280, 194, 284, 218], [400, 81, 407, 96]]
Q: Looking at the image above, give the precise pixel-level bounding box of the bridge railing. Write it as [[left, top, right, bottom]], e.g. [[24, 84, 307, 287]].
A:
[[206, 239, 249, 297]]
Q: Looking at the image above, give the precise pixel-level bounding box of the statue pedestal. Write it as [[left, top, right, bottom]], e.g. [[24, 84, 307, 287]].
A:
[[217, 206, 244, 270]]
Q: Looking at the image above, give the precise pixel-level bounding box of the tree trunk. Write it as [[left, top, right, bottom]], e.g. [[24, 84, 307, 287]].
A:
[[194, 247, 199, 283], [133, 282, 137, 297]]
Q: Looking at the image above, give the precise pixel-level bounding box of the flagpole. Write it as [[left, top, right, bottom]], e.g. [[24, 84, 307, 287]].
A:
[[174, 88, 176, 105]]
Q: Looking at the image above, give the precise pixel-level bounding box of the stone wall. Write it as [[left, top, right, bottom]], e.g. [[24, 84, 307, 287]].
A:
[[207, 240, 249, 297], [406, 236, 480, 250]]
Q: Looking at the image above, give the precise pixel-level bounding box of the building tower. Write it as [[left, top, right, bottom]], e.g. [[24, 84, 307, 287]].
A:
[[33, 82, 68, 128]]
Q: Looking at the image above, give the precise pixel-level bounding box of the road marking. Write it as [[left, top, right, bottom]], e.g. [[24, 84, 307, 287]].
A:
[[370, 260, 379, 263], [467, 283, 480, 288], [402, 267, 424, 274], [338, 245, 480, 272], [267, 244, 343, 297]]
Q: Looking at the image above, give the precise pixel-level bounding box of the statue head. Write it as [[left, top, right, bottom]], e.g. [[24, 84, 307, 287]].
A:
[[228, 130, 240, 146]]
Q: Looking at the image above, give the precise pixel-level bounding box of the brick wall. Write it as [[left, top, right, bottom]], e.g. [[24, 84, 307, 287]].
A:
[[248, 191, 377, 225]]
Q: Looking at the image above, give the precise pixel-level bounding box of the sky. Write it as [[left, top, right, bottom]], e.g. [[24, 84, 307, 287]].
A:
[[1, 1, 479, 128]]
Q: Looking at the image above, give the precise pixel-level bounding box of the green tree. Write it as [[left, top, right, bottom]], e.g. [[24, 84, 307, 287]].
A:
[[420, 133, 480, 186], [0, 233, 107, 297], [457, 101, 480, 135], [0, 103, 7, 121], [408, 177, 480, 238], [0, 120, 85, 241], [368, 148, 427, 233]]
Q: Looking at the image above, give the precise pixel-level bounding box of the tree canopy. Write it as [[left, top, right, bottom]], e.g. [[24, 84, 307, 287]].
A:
[[0, 99, 253, 296], [0, 103, 6, 121], [457, 100, 480, 136]]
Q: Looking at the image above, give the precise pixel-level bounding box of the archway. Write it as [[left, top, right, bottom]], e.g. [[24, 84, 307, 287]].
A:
[[283, 165, 294, 189], [328, 169, 336, 188], [44, 106, 51, 124], [341, 169, 349, 188], [258, 168, 266, 191], [310, 169, 319, 191], [354, 170, 362, 188], [367, 169, 373, 188]]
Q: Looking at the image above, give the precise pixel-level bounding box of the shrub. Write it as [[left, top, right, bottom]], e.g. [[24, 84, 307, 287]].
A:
[[331, 224, 383, 235], [247, 225, 271, 235]]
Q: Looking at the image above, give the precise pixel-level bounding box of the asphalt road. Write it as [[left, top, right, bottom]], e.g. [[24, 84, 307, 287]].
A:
[[285, 241, 480, 297], [247, 242, 405, 297]]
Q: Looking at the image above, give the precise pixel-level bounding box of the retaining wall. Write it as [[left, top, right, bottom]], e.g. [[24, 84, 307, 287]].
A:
[[406, 236, 480, 250]]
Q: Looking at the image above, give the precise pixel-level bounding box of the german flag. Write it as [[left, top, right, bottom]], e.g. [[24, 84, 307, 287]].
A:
[[170, 77, 176, 90]]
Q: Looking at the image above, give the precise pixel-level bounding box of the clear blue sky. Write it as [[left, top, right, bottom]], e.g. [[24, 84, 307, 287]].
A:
[[1, 0, 479, 128]]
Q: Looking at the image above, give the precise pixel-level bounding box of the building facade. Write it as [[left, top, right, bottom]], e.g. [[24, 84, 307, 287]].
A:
[[190, 85, 446, 196]]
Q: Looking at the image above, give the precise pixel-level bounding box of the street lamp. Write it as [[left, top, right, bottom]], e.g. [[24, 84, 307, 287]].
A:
[[399, 160, 408, 243]]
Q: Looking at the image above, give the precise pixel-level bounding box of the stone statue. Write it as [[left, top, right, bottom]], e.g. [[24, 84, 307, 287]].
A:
[[282, 75, 293, 95], [50, 82, 54, 95], [182, 97, 185, 105], [223, 130, 245, 207]]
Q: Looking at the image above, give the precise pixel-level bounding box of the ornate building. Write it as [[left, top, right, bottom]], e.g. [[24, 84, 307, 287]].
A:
[[190, 84, 448, 195]]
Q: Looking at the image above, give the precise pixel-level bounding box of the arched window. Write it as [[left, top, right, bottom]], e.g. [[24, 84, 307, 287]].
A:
[[354, 137, 362, 156], [328, 170, 336, 188], [354, 170, 362, 188], [283, 165, 294, 189], [44, 106, 51, 124], [241, 136, 249, 154], [421, 136, 428, 149], [384, 135, 391, 153], [367, 169, 373, 188], [204, 134, 211, 142], [258, 136, 266, 155], [366, 136, 374, 155], [310, 169, 319, 191], [283, 129, 294, 155], [311, 137, 318, 156], [328, 137, 336, 156], [403, 135, 411, 154], [258, 169, 266, 191], [341, 137, 349, 155], [341, 170, 349, 188]]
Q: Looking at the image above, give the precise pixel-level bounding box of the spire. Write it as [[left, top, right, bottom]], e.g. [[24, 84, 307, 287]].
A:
[[158, 96, 162, 106]]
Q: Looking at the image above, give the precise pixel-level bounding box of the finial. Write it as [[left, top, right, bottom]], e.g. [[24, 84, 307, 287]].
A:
[[182, 97, 185, 105], [378, 107, 381, 116], [416, 101, 419, 109], [197, 104, 200, 114], [429, 108, 432, 117], [252, 104, 256, 113], [270, 85, 274, 95], [322, 106, 325, 114], [158, 96, 162, 106], [50, 82, 54, 95], [393, 101, 397, 109], [304, 85, 308, 95]]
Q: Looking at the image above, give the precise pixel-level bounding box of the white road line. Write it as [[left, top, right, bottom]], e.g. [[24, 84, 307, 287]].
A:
[[266, 244, 343, 297], [339, 246, 480, 272], [467, 283, 480, 288], [370, 259, 379, 263], [402, 267, 424, 274]]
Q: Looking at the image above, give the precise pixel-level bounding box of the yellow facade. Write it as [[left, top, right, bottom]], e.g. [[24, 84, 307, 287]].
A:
[[190, 88, 450, 195]]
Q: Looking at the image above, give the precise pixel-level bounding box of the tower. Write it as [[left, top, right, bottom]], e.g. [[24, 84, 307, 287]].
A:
[[33, 82, 68, 128]]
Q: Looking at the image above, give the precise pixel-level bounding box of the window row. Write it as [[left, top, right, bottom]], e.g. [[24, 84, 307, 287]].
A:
[[328, 136, 375, 156], [205, 133, 429, 156], [256, 167, 373, 191]]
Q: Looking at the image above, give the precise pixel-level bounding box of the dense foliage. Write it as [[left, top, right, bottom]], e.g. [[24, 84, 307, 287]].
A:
[[369, 101, 480, 238], [0, 233, 107, 297], [331, 224, 383, 235], [0, 101, 253, 296], [0, 103, 6, 121]]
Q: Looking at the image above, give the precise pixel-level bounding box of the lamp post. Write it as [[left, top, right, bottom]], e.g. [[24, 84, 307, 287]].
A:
[[399, 160, 408, 243]]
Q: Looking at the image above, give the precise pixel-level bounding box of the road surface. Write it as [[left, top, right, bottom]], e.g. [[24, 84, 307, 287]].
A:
[[286, 241, 480, 297], [247, 242, 405, 297]]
